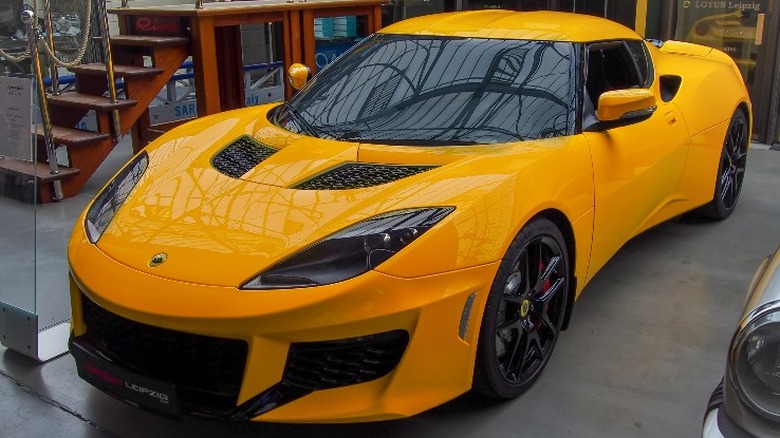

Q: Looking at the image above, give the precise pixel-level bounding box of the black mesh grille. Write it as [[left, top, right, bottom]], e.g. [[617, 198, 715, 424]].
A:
[[283, 330, 409, 390], [211, 135, 277, 178], [80, 294, 248, 414], [295, 163, 436, 190]]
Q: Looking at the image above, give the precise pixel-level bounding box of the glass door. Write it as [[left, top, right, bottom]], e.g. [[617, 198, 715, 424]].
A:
[[674, 1, 766, 94], [673, 0, 780, 143]]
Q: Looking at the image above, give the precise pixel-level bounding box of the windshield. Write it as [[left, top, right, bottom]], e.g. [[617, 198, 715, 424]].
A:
[[276, 34, 575, 145]]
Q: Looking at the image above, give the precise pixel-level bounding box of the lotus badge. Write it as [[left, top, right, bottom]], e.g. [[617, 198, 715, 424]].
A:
[[149, 252, 167, 267]]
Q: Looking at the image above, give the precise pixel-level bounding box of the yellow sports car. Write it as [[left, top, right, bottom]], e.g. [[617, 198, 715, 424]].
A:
[[68, 11, 750, 422]]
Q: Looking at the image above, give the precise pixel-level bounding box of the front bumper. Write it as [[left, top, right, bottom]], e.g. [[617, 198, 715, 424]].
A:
[[68, 239, 498, 422]]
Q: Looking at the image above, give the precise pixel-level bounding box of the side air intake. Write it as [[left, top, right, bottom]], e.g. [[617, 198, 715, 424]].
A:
[[294, 163, 436, 190], [211, 135, 277, 178]]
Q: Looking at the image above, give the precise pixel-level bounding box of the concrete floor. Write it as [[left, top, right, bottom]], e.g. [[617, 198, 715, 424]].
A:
[[1, 141, 779, 437]]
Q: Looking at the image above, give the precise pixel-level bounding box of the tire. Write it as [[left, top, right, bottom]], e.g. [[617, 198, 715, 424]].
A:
[[473, 218, 570, 399], [692, 109, 748, 220]]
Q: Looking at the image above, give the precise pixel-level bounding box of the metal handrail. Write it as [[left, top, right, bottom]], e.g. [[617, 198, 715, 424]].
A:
[[95, 0, 123, 140], [23, 10, 63, 201], [43, 0, 60, 96]]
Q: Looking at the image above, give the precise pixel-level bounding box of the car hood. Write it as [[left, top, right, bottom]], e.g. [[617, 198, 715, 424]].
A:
[[91, 105, 560, 287]]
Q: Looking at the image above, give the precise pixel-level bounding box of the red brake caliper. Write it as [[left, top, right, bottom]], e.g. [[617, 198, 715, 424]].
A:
[[536, 260, 550, 329]]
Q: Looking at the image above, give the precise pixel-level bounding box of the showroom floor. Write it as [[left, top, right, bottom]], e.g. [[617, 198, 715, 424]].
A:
[[1, 139, 779, 438]]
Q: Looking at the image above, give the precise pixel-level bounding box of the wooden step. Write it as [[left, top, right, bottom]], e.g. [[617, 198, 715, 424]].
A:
[[47, 92, 137, 111], [36, 126, 110, 148], [69, 63, 164, 79], [108, 35, 190, 48], [0, 157, 80, 183]]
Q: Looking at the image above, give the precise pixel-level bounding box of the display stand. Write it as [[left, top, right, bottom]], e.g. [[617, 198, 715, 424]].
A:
[[1, 305, 70, 362], [0, 12, 71, 363]]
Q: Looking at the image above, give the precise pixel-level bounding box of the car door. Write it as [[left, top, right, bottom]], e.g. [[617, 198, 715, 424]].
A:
[[583, 40, 689, 280]]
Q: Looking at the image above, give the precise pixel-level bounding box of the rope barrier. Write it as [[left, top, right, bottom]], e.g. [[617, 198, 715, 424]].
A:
[[0, 0, 93, 67]]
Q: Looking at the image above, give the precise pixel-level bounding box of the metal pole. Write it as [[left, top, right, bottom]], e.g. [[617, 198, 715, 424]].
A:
[[96, 0, 123, 140], [43, 0, 60, 96], [23, 10, 63, 201], [196, 0, 204, 9]]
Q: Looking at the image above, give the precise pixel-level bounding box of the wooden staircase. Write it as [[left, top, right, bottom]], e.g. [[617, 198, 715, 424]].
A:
[[0, 35, 189, 204]]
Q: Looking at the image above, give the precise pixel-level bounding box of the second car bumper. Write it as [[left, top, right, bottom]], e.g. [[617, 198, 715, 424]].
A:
[[703, 380, 753, 438]]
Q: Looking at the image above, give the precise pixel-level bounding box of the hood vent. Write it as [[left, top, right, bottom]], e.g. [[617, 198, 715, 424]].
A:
[[294, 163, 437, 190], [212, 135, 277, 178]]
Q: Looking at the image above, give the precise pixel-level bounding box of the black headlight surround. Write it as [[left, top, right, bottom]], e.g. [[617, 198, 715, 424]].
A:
[[241, 207, 455, 290], [85, 151, 149, 244]]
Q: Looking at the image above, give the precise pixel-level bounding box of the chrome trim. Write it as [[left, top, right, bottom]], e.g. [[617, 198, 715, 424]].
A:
[[43, 0, 59, 96], [24, 10, 63, 201], [620, 106, 657, 120], [95, 0, 122, 140], [721, 246, 780, 436], [702, 409, 726, 438]]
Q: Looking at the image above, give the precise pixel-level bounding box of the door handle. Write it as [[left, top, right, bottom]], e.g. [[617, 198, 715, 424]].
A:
[[756, 13, 765, 45], [664, 111, 677, 125]]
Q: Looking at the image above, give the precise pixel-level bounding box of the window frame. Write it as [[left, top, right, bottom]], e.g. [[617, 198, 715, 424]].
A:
[[579, 39, 656, 132]]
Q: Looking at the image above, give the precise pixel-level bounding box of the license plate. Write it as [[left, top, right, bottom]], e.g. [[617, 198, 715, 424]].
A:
[[70, 340, 181, 416]]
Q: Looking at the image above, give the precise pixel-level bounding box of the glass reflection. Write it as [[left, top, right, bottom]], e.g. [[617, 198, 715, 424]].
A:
[[279, 35, 575, 145]]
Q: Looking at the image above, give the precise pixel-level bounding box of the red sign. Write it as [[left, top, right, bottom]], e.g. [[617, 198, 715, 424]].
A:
[[132, 16, 185, 37]]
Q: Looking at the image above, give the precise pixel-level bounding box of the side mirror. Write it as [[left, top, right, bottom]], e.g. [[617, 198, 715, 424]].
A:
[[288, 63, 312, 91], [596, 88, 656, 123]]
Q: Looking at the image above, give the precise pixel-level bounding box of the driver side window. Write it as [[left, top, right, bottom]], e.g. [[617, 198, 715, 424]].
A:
[[585, 40, 649, 109]]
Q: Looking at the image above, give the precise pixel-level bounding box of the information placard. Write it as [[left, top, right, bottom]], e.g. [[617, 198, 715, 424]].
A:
[[0, 76, 33, 161]]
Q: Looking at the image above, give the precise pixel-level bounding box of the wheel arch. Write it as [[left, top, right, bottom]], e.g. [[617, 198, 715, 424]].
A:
[[532, 208, 577, 331]]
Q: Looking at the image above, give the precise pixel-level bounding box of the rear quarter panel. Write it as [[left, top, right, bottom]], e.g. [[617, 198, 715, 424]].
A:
[[649, 42, 751, 212], [652, 41, 750, 137]]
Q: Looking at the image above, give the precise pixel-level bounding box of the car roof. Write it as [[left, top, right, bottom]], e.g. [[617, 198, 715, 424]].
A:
[[379, 10, 641, 43]]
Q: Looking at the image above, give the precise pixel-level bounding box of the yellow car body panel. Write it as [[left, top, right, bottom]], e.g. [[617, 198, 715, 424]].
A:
[[380, 10, 639, 42], [67, 11, 751, 422]]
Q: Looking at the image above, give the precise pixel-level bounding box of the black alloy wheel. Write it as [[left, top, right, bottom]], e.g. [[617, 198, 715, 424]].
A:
[[473, 218, 570, 399], [694, 109, 748, 220]]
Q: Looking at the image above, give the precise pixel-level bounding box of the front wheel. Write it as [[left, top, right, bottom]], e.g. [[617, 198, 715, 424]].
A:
[[473, 218, 570, 399], [693, 109, 748, 220]]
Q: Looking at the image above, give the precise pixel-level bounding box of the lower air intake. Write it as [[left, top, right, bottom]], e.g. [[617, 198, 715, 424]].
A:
[[80, 293, 248, 415], [283, 330, 409, 390]]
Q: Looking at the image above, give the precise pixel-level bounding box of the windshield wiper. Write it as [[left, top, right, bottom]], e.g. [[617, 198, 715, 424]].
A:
[[278, 102, 321, 138], [338, 130, 363, 141]]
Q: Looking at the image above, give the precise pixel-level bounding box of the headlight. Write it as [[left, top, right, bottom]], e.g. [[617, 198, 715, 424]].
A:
[[730, 302, 780, 419], [85, 151, 149, 243], [241, 207, 454, 290]]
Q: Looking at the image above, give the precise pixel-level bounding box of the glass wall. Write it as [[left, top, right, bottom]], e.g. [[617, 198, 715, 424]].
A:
[[1, 3, 76, 360]]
